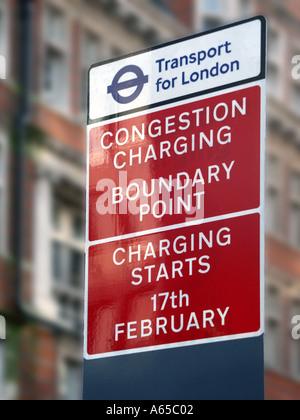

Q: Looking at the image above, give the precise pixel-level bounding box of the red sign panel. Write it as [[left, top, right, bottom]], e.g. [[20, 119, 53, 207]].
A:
[[87, 213, 260, 358], [89, 86, 261, 242]]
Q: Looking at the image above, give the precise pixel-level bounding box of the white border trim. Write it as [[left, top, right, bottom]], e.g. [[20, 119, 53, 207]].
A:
[[88, 208, 261, 247], [86, 328, 264, 361]]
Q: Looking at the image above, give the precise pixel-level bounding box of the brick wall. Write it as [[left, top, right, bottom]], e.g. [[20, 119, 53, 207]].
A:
[[265, 370, 300, 400], [32, 104, 86, 154], [266, 236, 300, 279], [285, 0, 300, 21], [0, 259, 14, 312], [164, 0, 193, 27], [19, 326, 57, 400]]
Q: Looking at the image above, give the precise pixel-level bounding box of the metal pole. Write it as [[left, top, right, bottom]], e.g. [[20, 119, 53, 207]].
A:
[[15, 0, 33, 311]]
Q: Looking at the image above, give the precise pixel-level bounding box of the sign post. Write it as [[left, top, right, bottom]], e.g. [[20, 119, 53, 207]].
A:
[[84, 17, 267, 400]]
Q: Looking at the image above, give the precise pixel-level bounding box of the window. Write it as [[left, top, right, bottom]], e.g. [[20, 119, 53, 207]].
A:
[[51, 194, 85, 331], [0, 0, 7, 57], [0, 132, 7, 255], [82, 32, 100, 66], [290, 82, 300, 116], [289, 204, 300, 247], [267, 27, 283, 99], [149, 0, 169, 13], [268, 63, 280, 91], [290, 172, 300, 197], [45, 4, 66, 45], [265, 318, 281, 370], [44, 46, 66, 104], [80, 31, 101, 114], [0, 0, 8, 78], [239, 0, 252, 18], [63, 359, 82, 400], [290, 43, 300, 114], [202, 0, 223, 29], [0, 326, 19, 400], [266, 285, 280, 317], [268, 29, 280, 58], [266, 188, 281, 234], [0, 2, 5, 56], [265, 155, 282, 236], [289, 172, 300, 248], [51, 242, 84, 289], [196, 0, 226, 32], [111, 47, 123, 59], [265, 284, 282, 371], [266, 154, 280, 182], [290, 300, 300, 380], [203, 0, 222, 13], [43, 5, 69, 111], [202, 17, 222, 31]]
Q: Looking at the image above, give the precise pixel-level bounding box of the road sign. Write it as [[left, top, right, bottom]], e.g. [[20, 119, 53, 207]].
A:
[[88, 17, 265, 123], [87, 214, 261, 358], [88, 86, 261, 243], [84, 16, 266, 399]]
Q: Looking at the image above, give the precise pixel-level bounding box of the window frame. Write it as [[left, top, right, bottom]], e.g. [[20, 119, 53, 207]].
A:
[[50, 195, 85, 330], [288, 170, 300, 249], [266, 24, 285, 100], [41, 1, 71, 114], [290, 80, 300, 117], [264, 273, 285, 373], [79, 28, 102, 119], [265, 153, 283, 239]]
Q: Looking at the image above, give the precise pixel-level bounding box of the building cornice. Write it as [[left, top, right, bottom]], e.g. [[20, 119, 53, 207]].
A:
[[85, 0, 186, 46]]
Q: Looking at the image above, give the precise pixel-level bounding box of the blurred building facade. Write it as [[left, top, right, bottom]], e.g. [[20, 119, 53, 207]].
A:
[[216, 0, 300, 401], [0, 0, 184, 400], [168, 0, 300, 401], [0, 0, 300, 400]]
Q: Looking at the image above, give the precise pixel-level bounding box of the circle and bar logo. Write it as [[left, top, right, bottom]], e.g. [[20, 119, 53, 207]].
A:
[[107, 65, 149, 104]]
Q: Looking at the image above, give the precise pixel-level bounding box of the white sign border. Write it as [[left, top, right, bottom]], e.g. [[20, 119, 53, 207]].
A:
[[84, 78, 266, 361]]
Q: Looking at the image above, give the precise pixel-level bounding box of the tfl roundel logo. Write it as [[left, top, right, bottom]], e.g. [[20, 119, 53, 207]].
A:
[[107, 65, 149, 104]]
